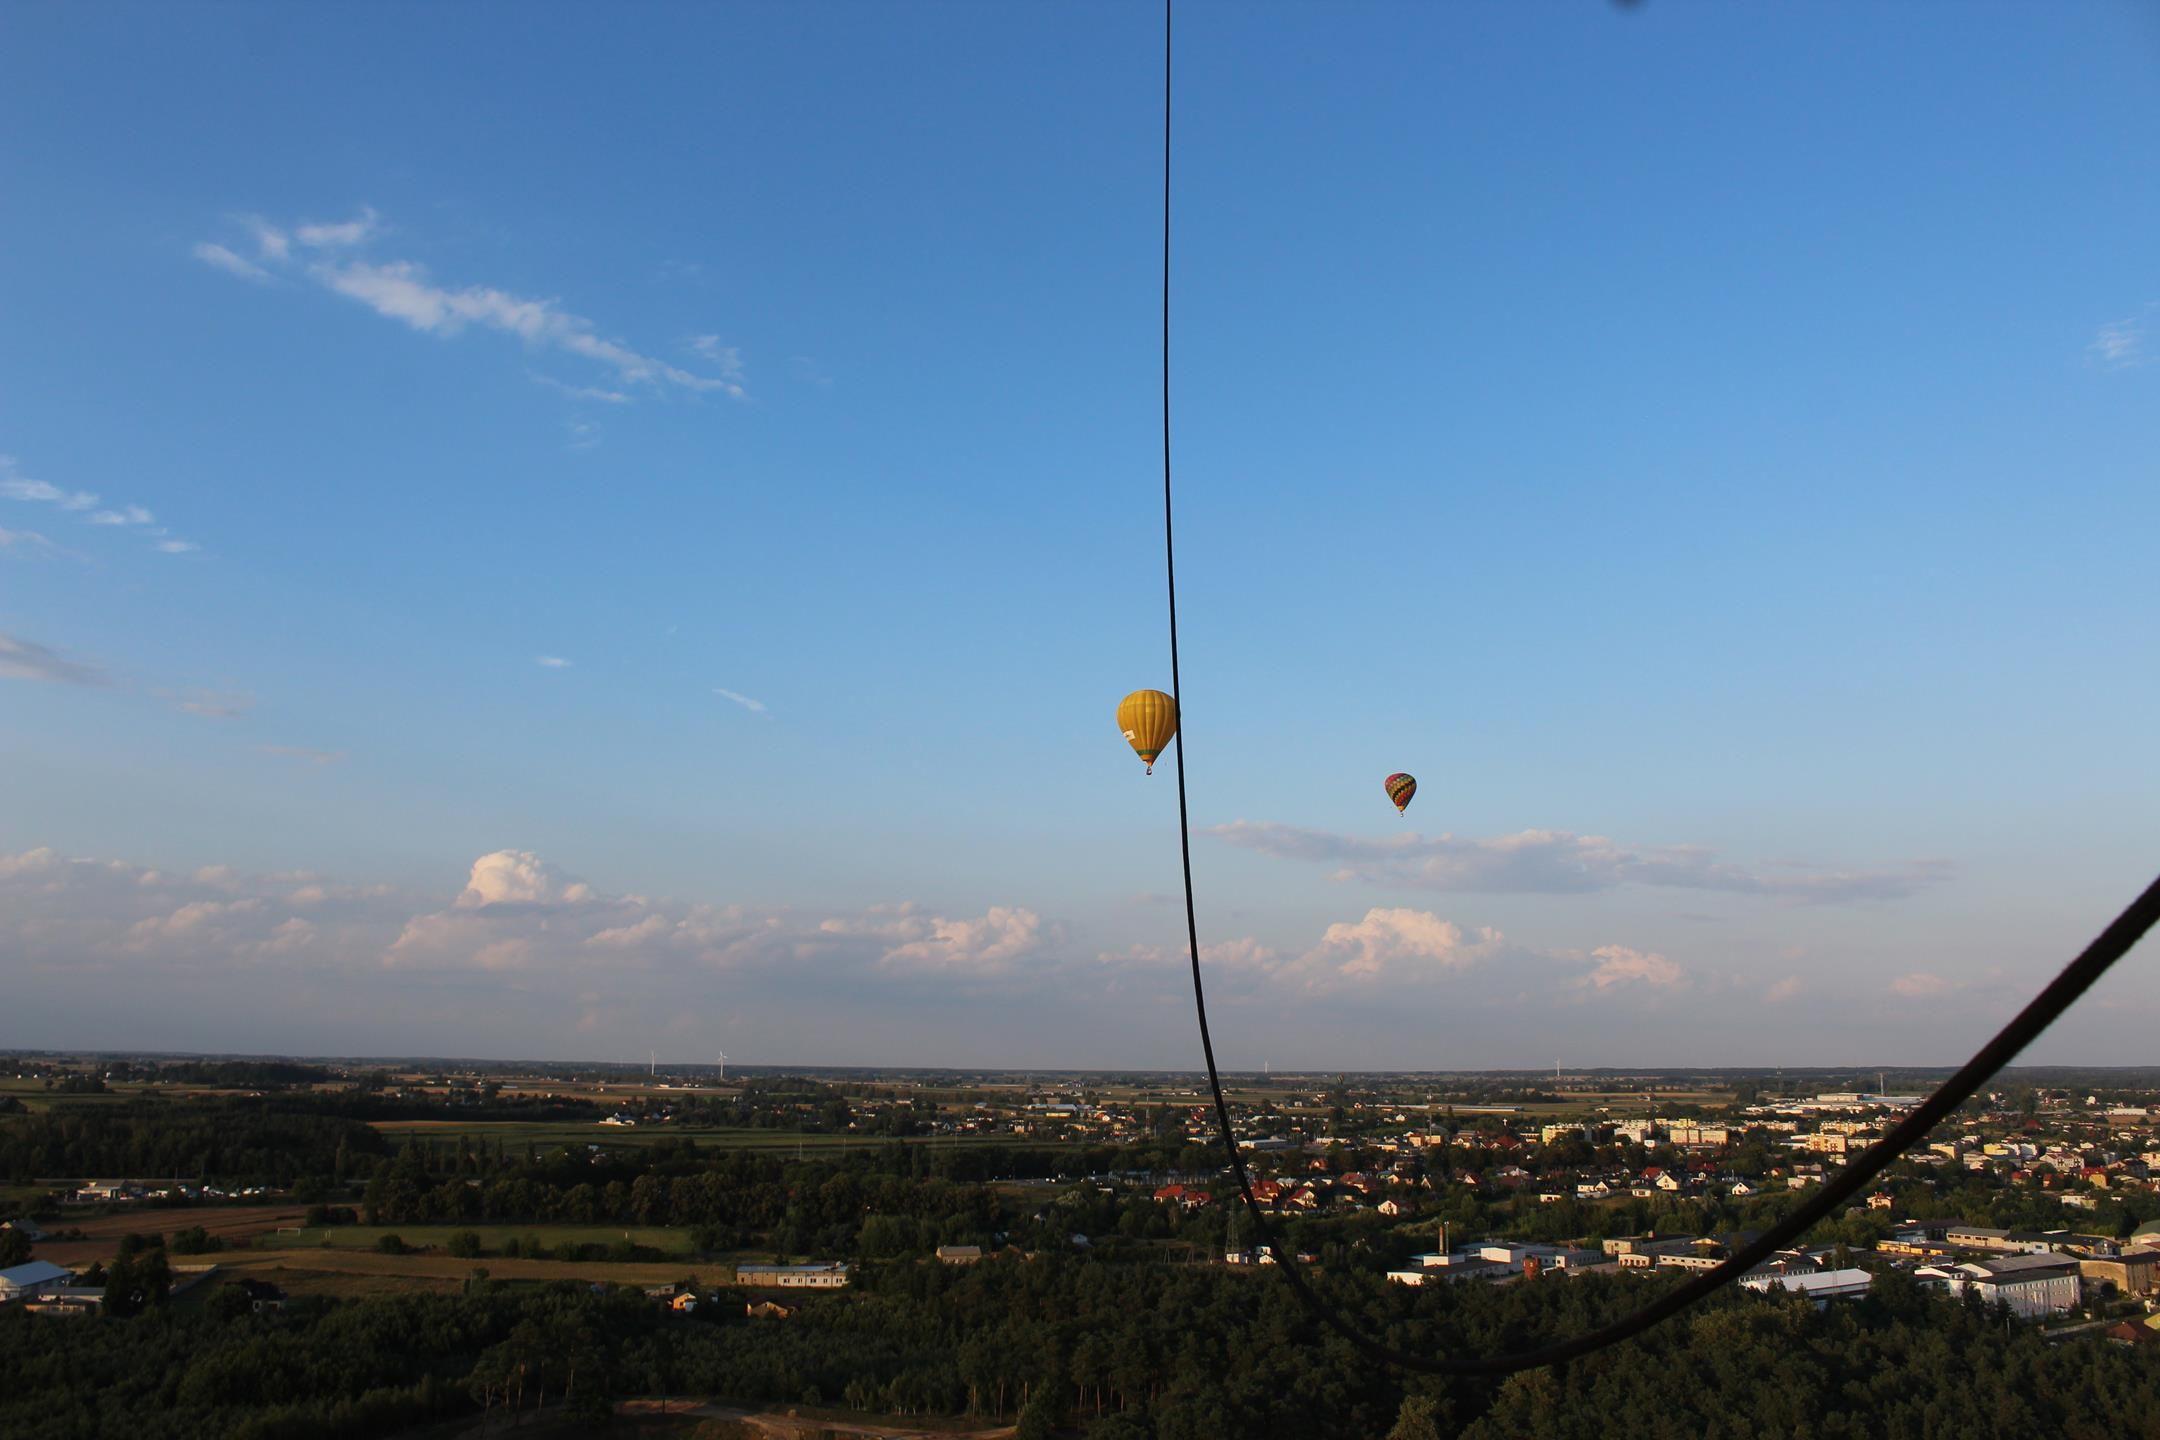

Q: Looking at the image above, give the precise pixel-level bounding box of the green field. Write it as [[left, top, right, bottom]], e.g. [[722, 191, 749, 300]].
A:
[[285, 1223, 702, 1256]]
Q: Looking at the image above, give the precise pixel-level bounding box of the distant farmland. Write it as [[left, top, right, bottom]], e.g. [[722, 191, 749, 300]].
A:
[[369, 1119, 1061, 1153]]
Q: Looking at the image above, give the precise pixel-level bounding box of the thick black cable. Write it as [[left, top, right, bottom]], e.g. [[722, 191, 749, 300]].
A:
[[1156, 0, 2160, 1378]]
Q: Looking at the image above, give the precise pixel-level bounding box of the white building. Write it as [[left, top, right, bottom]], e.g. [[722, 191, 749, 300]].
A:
[[733, 1262, 850, 1290], [0, 1261, 73, 1301], [1740, 1268, 1875, 1306], [1917, 1255, 2080, 1319]]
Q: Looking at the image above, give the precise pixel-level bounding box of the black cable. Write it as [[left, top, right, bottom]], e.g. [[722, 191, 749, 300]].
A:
[[1155, 0, 2160, 1378]]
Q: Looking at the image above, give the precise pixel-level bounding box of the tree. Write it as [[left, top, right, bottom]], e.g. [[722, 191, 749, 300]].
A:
[[1387, 1394, 1447, 1440], [1014, 1382, 1066, 1440], [0, 1228, 30, 1267]]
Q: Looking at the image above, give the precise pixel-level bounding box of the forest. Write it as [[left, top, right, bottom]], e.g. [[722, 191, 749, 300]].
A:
[[5, 1252, 2160, 1439]]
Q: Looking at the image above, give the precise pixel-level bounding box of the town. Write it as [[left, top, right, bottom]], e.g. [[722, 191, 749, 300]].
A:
[[8, 1054, 2160, 1356]]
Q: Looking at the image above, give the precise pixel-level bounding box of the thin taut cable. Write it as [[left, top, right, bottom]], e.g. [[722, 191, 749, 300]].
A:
[[1155, 0, 2160, 1378]]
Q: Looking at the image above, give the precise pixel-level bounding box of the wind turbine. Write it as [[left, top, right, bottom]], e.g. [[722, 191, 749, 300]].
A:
[[716, 1050, 727, 1082]]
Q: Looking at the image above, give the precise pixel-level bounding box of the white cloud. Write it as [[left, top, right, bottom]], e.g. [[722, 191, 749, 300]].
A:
[[162, 688, 254, 719], [1891, 971, 1956, 999], [294, 207, 380, 248], [0, 631, 105, 686], [198, 210, 747, 401], [1209, 820, 1950, 905], [1, 456, 190, 554], [536, 655, 572, 669], [156, 538, 198, 554], [0, 525, 56, 553], [2092, 315, 2145, 369], [533, 375, 632, 405], [713, 687, 768, 715], [875, 906, 1047, 976], [456, 850, 594, 908], [1579, 944, 1685, 990], [192, 242, 274, 284], [1280, 908, 1503, 991], [0, 456, 97, 511]]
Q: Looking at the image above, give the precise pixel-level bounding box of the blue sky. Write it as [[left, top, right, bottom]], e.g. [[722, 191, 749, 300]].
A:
[[2, 2, 2156, 1068]]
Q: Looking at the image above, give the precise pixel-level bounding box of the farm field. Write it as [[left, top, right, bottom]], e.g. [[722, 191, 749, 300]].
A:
[[31, 1203, 308, 1266], [194, 1246, 709, 1290], [285, 1223, 702, 1255], [371, 1119, 1050, 1154]]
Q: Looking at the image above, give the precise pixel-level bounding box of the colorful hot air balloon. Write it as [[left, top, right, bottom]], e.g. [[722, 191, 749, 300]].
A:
[[1118, 689, 1179, 774], [1385, 772, 1417, 815]]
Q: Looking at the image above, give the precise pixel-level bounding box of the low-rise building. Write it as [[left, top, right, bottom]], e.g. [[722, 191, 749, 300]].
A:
[[733, 1262, 850, 1290], [1917, 1255, 2080, 1319], [1740, 1268, 1874, 1306], [0, 1261, 73, 1301]]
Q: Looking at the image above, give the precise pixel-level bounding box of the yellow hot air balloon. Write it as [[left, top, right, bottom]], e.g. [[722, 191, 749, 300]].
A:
[[1117, 689, 1178, 774]]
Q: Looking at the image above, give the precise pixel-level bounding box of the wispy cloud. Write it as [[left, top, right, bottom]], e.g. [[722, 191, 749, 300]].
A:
[[161, 688, 254, 719], [0, 456, 97, 511], [1765, 975, 1804, 1004], [199, 210, 747, 401], [688, 335, 746, 384], [294, 206, 380, 248], [260, 745, 346, 766], [2, 455, 196, 554], [2091, 314, 2147, 369], [1208, 820, 1951, 905], [1890, 971, 1956, 999], [536, 655, 572, 669], [532, 375, 632, 405], [0, 631, 106, 687], [191, 242, 274, 284], [713, 686, 768, 715], [0, 525, 57, 554]]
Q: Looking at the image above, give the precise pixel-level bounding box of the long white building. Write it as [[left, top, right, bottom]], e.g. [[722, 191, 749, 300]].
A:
[[1916, 1255, 2080, 1319]]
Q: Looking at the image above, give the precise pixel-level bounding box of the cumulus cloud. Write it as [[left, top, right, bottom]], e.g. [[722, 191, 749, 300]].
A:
[[455, 850, 595, 908], [1579, 944, 1686, 990], [536, 655, 572, 669], [0, 631, 105, 686], [1208, 821, 1949, 905], [90, 505, 155, 527], [198, 210, 745, 401], [1286, 908, 1501, 989]]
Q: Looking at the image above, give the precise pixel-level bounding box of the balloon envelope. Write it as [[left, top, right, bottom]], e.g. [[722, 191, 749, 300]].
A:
[[1118, 690, 1179, 773], [1385, 772, 1417, 814]]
